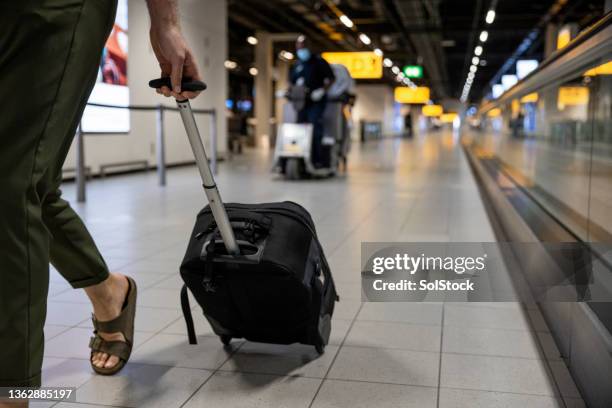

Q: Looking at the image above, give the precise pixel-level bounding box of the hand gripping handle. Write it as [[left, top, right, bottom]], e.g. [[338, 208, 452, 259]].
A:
[[148, 77, 207, 93]]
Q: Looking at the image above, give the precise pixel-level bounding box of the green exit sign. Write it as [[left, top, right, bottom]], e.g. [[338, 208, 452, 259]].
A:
[[403, 65, 423, 78]]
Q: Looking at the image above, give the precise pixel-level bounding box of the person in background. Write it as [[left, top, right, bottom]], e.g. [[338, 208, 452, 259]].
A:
[[290, 35, 335, 168], [404, 113, 413, 138], [0, 1, 200, 407]]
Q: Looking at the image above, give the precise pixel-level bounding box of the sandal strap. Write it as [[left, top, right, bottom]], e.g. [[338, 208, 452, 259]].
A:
[[89, 335, 131, 361], [92, 312, 130, 337], [91, 278, 136, 340]]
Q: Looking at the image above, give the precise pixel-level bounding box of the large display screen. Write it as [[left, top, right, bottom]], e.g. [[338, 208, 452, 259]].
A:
[[81, 0, 129, 133]]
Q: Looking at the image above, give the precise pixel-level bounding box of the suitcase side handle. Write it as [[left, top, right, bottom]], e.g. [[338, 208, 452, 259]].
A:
[[180, 285, 198, 344]]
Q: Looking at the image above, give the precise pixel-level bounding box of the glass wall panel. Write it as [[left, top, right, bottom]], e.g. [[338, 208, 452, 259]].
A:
[[475, 65, 602, 241], [586, 59, 612, 243]]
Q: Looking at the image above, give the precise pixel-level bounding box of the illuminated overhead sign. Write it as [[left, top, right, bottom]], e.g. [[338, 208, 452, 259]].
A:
[[512, 99, 520, 116], [584, 60, 612, 76], [322, 52, 383, 79], [394, 87, 430, 104], [558, 87, 589, 110], [557, 26, 572, 50], [516, 60, 538, 79], [403, 65, 423, 78], [440, 113, 458, 123], [520, 92, 538, 103], [487, 108, 501, 117], [422, 104, 443, 117]]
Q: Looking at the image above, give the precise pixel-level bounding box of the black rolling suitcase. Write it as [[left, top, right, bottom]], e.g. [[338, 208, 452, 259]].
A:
[[149, 78, 339, 354]]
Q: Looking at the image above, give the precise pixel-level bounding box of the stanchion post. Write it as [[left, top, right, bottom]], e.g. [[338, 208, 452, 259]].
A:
[[156, 104, 166, 186], [209, 109, 218, 175], [76, 122, 86, 203]]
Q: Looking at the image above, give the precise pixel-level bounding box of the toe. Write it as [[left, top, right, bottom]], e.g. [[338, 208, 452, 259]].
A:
[[97, 352, 109, 368], [105, 354, 120, 369]]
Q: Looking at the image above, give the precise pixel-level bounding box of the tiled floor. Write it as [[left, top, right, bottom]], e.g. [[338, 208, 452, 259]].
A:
[[38, 131, 584, 407]]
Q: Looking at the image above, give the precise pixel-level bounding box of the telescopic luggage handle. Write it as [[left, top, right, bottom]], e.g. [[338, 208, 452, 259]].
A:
[[149, 78, 240, 256]]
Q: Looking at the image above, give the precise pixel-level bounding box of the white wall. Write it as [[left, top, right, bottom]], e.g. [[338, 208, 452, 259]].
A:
[[63, 0, 227, 175], [351, 84, 397, 138]]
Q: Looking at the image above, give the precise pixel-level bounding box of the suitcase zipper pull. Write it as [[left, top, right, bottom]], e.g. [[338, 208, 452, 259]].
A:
[[202, 275, 217, 293], [243, 221, 255, 242]]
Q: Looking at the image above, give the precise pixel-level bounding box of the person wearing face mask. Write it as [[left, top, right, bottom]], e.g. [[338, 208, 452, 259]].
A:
[[290, 35, 335, 168]]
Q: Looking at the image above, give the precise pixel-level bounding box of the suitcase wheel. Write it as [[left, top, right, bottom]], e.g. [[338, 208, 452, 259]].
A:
[[220, 335, 232, 346], [315, 342, 325, 355]]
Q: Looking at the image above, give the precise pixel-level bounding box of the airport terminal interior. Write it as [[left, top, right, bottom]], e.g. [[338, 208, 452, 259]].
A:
[[6, 0, 612, 407]]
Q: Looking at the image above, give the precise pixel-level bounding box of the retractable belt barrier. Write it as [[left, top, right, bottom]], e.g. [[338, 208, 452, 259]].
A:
[[74, 102, 218, 203]]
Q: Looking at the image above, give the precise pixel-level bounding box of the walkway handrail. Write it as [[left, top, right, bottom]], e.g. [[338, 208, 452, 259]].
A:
[[75, 102, 218, 202], [86, 101, 216, 114]]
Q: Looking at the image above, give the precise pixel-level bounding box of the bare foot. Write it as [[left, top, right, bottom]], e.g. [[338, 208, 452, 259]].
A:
[[84, 273, 130, 369]]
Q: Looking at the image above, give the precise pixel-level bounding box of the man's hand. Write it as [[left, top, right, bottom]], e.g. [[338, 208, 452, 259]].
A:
[[146, 0, 202, 100], [311, 88, 325, 102]]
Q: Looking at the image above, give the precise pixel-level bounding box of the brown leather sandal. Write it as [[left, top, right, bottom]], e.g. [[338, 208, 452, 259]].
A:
[[89, 276, 137, 375]]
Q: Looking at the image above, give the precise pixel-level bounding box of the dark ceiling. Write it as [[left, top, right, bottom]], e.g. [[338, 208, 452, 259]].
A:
[[228, 0, 605, 103]]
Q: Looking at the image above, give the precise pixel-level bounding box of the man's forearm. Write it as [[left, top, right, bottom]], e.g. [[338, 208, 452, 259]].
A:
[[146, 0, 179, 28]]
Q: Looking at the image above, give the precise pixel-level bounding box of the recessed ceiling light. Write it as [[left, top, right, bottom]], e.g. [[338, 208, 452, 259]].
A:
[[224, 60, 238, 70], [479, 31, 488, 42], [247, 36, 258, 45], [249, 67, 258, 76], [339, 14, 354, 28], [374, 48, 383, 56], [359, 33, 371, 45], [472, 56, 480, 65], [383, 58, 393, 67], [279, 51, 294, 60], [485, 10, 496, 24], [474, 45, 483, 56], [470, 65, 478, 73]]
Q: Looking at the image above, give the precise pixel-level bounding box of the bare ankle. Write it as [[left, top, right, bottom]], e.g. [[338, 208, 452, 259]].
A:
[[84, 273, 128, 314]]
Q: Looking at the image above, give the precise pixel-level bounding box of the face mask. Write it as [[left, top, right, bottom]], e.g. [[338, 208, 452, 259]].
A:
[[297, 48, 311, 62]]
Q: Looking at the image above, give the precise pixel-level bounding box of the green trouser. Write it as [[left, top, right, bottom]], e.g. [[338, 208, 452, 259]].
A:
[[0, 0, 117, 387]]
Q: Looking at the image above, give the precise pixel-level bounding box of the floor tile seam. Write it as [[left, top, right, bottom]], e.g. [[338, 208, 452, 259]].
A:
[[178, 337, 248, 407], [333, 343, 557, 362], [519, 305, 573, 405], [306, 302, 365, 408], [436, 303, 446, 408], [436, 384, 565, 399], [325, 198, 393, 257]]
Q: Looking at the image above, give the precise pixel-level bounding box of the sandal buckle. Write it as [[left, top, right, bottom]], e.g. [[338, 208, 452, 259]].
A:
[[89, 336, 103, 350]]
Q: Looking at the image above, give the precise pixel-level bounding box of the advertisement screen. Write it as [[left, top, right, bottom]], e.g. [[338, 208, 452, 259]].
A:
[[81, 0, 129, 133]]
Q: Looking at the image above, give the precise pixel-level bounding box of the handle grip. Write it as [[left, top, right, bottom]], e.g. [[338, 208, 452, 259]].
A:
[[148, 77, 207, 92]]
